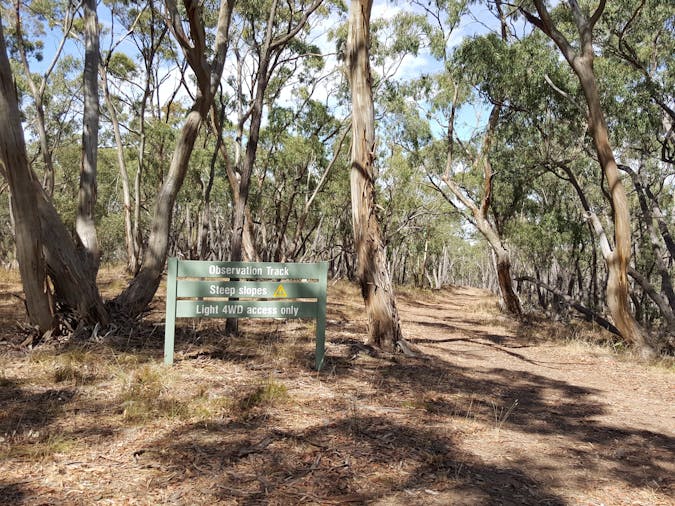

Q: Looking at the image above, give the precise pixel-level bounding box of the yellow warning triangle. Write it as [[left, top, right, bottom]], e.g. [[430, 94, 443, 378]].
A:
[[273, 284, 287, 297]]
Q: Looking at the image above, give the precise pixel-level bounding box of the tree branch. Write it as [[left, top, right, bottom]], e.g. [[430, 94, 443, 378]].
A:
[[529, 0, 578, 65], [516, 275, 621, 336], [544, 73, 586, 116], [270, 0, 324, 50]]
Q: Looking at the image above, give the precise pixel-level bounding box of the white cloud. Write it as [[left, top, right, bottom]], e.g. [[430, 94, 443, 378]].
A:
[[371, 1, 403, 21]]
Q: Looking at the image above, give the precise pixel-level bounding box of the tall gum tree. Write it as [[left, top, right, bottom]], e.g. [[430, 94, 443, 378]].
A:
[[228, 0, 325, 265], [347, 0, 403, 350], [434, 103, 523, 316], [100, 50, 137, 273], [98, 3, 148, 273], [127, 4, 170, 273], [76, 0, 102, 275], [519, 0, 657, 357], [1, 13, 108, 329], [0, 17, 53, 333], [223, 0, 325, 334], [115, 0, 235, 316]]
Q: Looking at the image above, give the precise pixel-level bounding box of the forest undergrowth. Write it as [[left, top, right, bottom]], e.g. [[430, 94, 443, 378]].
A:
[[0, 266, 673, 505]]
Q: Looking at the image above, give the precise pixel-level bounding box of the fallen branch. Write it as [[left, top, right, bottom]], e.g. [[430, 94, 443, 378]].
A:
[[516, 275, 621, 336]]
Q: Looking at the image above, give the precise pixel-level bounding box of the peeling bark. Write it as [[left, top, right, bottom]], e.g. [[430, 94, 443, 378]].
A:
[[347, 0, 403, 350], [523, 0, 657, 358], [0, 20, 53, 332]]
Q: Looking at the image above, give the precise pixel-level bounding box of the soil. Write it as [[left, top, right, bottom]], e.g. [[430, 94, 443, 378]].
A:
[[0, 271, 673, 505]]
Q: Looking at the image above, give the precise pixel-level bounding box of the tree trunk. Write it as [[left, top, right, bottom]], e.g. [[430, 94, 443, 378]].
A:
[[495, 248, 522, 316], [525, 0, 657, 358], [115, 107, 204, 315], [0, 19, 54, 332], [226, 63, 268, 332], [76, 0, 101, 276], [115, 0, 235, 316], [347, 0, 403, 350], [576, 63, 654, 357], [101, 69, 137, 272], [229, 0, 280, 266], [213, 106, 260, 262], [437, 102, 522, 317], [561, 159, 658, 355], [476, 217, 522, 316], [36, 187, 109, 325]]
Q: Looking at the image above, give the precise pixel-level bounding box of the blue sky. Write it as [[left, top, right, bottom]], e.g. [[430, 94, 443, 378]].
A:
[[21, 0, 503, 141]]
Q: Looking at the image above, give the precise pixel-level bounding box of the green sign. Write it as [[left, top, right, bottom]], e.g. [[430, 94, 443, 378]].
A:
[[164, 258, 328, 370]]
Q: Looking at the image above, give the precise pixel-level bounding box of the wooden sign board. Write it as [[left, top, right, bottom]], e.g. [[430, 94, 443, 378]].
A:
[[164, 258, 328, 370]]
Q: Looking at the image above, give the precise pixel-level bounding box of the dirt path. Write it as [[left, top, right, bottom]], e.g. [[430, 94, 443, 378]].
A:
[[0, 280, 673, 505], [395, 286, 674, 505]]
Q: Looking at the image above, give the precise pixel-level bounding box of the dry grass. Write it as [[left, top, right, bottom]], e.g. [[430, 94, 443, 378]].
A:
[[0, 268, 20, 284], [0, 279, 673, 505], [236, 378, 290, 414], [117, 364, 186, 421]]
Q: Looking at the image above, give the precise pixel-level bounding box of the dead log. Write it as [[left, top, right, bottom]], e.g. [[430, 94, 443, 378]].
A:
[[516, 275, 620, 336]]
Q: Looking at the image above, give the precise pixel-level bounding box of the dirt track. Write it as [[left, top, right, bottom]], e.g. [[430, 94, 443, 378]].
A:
[[0, 280, 673, 505]]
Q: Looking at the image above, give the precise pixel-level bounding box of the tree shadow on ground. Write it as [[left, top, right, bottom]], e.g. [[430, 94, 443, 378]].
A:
[[138, 415, 567, 505], [374, 356, 674, 491], [0, 379, 75, 435], [2, 283, 671, 503], [0, 379, 118, 503], [133, 349, 673, 504], [407, 320, 554, 367], [0, 483, 24, 504]]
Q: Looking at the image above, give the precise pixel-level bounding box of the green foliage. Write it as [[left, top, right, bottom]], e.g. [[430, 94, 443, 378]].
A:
[[1, 0, 673, 333], [106, 52, 137, 79]]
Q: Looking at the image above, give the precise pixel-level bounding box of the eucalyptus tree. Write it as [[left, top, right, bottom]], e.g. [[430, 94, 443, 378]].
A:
[[224, 0, 326, 268], [346, 0, 403, 350], [100, 46, 137, 272], [75, 0, 101, 276], [91, 0, 178, 272], [0, 17, 53, 332], [10, 0, 77, 197], [596, 0, 675, 329], [210, 0, 331, 333], [124, 1, 171, 272], [2, 0, 112, 326], [460, 7, 674, 339], [407, 0, 524, 314], [97, 1, 157, 273], [3, 0, 238, 327], [518, 0, 657, 357], [460, 29, 594, 315], [0, 15, 109, 329], [115, 0, 235, 316]]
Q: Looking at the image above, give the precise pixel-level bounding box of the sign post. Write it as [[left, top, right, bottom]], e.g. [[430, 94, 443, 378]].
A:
[[164, 259, 328, 370]]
